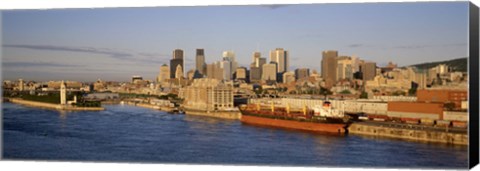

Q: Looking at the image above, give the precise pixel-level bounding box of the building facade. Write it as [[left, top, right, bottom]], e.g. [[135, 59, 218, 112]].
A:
[[321, 50, 338, 87], [183, 78, 234, 111]]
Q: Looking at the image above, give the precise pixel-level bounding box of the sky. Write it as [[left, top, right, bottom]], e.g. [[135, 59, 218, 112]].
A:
[[2, 2, 470, 82]]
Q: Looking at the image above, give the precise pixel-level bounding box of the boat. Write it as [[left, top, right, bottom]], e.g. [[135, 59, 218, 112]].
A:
[[238, 101, 351, 134]]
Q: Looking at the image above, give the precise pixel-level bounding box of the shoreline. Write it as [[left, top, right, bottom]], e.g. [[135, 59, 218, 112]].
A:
[[5, 98, 104, 111], [119, 101, 175, 113], [184, 107, 241, 120], [349, 122, 468, 145]]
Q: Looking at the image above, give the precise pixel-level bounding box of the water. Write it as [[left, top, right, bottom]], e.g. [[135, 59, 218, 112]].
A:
[[2, 103, 468, 168]]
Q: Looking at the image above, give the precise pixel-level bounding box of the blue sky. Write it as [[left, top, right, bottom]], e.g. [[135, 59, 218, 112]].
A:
[[2, 2, 469, 82]]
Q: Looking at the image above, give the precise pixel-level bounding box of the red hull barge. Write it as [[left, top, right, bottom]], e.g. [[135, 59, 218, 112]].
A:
[[239, 104, 350, 134], [241, 115, 348, 134]]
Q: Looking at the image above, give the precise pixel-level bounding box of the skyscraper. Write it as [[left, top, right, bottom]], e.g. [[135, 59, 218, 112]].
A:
[[321, 50, 338, 87], [361, 62, 377, 81], [173, 49, 184, 59], [283, 71, 295, 83], [175, 64, 184, 79], [222, 51, 237, 76], [269, 48, 289, 73], [170, 49, 184, 79], [337, 56, 353, 80], [235, 67, 247, 81], [196, 49, 206, 74], [262, 63, 277, 82], [295, 68, 310, 80], [249, 66, 262, 83], [157, 64, 170, 83], [206, 63, 215, 79], [221, 60, 232, 81]]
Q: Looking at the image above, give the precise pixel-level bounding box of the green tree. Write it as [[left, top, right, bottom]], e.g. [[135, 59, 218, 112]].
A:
[[339, 90, 351, 94], [359, 91, 368, 99]]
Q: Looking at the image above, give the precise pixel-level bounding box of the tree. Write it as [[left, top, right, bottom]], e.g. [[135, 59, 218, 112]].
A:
[[359, 91, 368, 99], [339, 90, 351, 94]]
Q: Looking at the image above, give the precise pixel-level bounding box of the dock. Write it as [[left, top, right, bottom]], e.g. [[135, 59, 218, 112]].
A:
[[349, 121, 468, 145]]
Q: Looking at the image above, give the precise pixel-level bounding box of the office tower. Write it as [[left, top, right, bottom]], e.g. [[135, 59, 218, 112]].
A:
[[257, 57, 266, 68], [262, 63, 277, 81], [236, 67, 247, 81], [187, 69, 196, 80], [361, 62, 377, 81], [132, 75, 143, 83], [206, 63, 215, 79], [214, 61, 224, 81], [170, 49, 184, 79], [157, 64, 170, 83], [221, 60, 232, 81], [351, 55, 360, 73], [321, 50, 338, 87], [196, 49, 206, 74], [173, 49, 184, 59], [222, 51, 238, 77], [269, 48, 289, 73], [250, 67, 262, 83], [283, 71, 295, 83], [175, 65, 184, 79], [295, 68, 310, 80], [337, 56, 353, 80], [252, 52, 261, 64]]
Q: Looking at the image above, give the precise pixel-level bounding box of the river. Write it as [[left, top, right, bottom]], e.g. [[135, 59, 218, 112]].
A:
[[2, 103, 468, 168]]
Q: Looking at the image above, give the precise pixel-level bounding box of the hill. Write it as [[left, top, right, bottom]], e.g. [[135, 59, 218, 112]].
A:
[[409, 57, 467, 72]]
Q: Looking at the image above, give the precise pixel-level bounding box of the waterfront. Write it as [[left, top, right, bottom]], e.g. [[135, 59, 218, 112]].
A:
[[2, 103, 468, 168]]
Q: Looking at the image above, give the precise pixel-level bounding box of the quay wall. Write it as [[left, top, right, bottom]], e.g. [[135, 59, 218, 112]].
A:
[[349, 123, 468, 145], [185, 108, 241, 120], [8, 98, 104, 111], [123, 101, 174, 112]]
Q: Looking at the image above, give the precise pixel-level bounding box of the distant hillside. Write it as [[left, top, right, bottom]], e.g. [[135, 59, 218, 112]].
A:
[[409, 57, 467, 72]]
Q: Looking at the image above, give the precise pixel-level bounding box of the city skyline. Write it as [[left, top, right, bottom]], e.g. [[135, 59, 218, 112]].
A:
[[3, 2, 469, 82]]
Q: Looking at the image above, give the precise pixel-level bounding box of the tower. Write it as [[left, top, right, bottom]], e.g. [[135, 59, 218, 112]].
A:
[[196, 49, 206, 75], [60, 80, 67, 105]]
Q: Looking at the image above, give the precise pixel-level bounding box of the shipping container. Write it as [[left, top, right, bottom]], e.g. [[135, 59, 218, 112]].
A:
[[435, 120, 451, 127], [452, 121, 468, 128], [420, 119, 434, 126]]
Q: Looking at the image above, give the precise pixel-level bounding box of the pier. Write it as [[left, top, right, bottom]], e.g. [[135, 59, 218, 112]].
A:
[[349, 121, 468, 145]]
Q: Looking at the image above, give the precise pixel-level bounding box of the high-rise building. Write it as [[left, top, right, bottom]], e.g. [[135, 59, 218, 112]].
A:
[[269, 48, 289, 73], [250, 66, 262, 83], [214, 61, 224, 81], [236, 67, 247, 81], [262, 63, 277, 81], [157, 64, 170, 83], [170, 49, 184, 79], [361, 62, 377, 81], [321, 50, 338, 87], [337, 56, 353, 80], [295, 68, 310, 80], [196, 49, 206, 74], [175, 65, 184, 79], [222, 51, 238, 75], [283, 71, 295, 83], [132, 75, 143, 83], [206, 63, 216, 79], [252, 52, 261, 64], [173, 49, 184, 59], [221, 60, 232, 81]]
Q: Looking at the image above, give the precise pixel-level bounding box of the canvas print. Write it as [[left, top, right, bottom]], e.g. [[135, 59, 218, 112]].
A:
[[1, 2, 474, 169]]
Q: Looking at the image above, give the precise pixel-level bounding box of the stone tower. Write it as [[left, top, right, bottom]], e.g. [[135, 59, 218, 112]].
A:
[[60, 80, 67, 105]]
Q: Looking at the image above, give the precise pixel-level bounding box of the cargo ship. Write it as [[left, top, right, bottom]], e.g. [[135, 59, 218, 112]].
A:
[[239, 101, 351, 134]]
